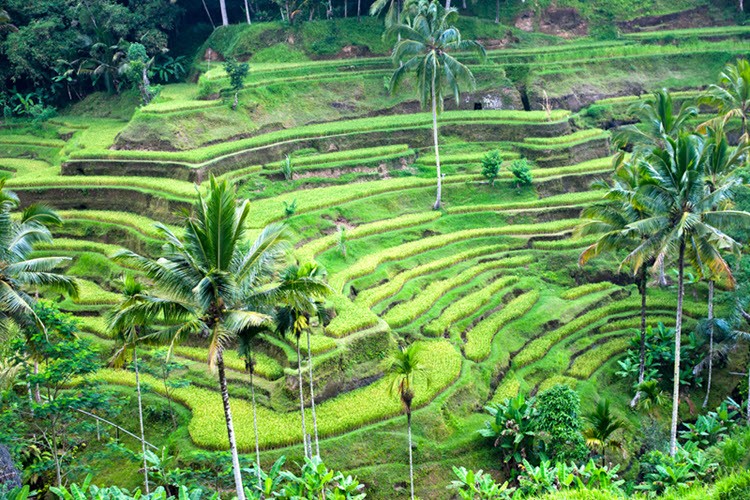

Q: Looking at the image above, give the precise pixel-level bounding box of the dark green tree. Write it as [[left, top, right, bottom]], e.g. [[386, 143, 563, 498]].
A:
[[534, 384, 588, 463]]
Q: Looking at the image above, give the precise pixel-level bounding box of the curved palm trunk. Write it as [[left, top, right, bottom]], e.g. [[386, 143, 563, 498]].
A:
[[670, 241, 686, 457], [703, 280, 715, 408], [296, 336, 310, 459], [134, 348, 149, 494], [244, 0, 252, 23], [249, 354, 261, 486], [218, 352, 246, 500], [201, 0, 216, 28], [306, 330, 320, 457], [219, 0, 229, 25], [631, 266, 648, 408], [431, 78, 442, 210], [407, 410, 415, 500]]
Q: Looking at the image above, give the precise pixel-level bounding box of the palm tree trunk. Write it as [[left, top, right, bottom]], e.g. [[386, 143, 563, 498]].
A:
[[306, 330, 319, 457], [495, 0, 500, 24], [244, 0, 252, 23], [134, 348, 149, 494], [202, 0, 216, 28], [357, 0, 361, 21], [747, 358, 750, 426], [296, 337, 309, 459], [631, 266, 648, 408], [445, 0, 451, 8], [703, 280, 715, 408], [407, 410, 415, 500], [249, 354, 261, 486], [431, 78, 442, 210], [217, 352, 246, 500], [670, 241, 686, 457], [219, 0, 229, 25], [344, 0, 348, 17]]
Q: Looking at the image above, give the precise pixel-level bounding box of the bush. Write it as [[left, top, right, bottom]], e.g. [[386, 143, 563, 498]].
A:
[[448, 466, 514, 499], [535, 385, 589, 463], [481, 150, 503, 186], [479, 393, 537, 468], [509, 158, 533, 188]]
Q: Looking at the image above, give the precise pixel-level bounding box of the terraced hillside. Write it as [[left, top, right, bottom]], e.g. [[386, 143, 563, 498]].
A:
[[0, 21, 741, 498]]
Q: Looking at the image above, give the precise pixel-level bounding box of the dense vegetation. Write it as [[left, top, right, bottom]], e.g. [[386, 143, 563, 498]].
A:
[[3, 0, 750, 499]]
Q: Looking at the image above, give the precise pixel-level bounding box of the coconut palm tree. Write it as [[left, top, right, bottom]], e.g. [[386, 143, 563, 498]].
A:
[[624, 133, 749, 456], [577, 155, 653, 406], [274, 262, 331, 459], [614, 88, 699, 155], [388, 0, 485, 209], [697, 123, 749, 408], [108, 274, 153, 495], [370, 0, 402, 27], [219, 0, 229, 25], [113, 176, 289, 500], [701, 59, 750, 140], [388, 344, 426, 500], [0, 182, 78, 332]]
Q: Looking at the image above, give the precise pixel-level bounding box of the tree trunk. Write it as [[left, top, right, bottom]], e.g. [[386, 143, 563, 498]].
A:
[[670, 241, 686, 457], [631, 265, 648, 408], [407, 410, 415, 500], [202, 0, 216, 28], [296, 337, 309, 459], [358, 0, 361, 21], [33, 361, 41, 403], [219, 0, 229, 26], [134, 348, 149, 494], [703, 280, 715, 408], [250, 354, 261, 486], [747, 357, 750, 426], [51, 421, 63, 487], [495, 0, 500, 24], [306, 330, 320, 457], [431, 78, 442, 210], [244, 0, 252, 23], [462, 0, 467, 9], [344, 0, 348, 17], [445, 0, 451, 8], [218, 352, 246, 500]]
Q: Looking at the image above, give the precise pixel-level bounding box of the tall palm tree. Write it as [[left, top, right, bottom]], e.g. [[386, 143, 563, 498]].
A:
[[577, 155, 652, 406], [701, 59, 750, 140], [0, 182, 78, 332], [237, 325, 268, 486], [614, 89, 699, 155], [388, 0, 485, 209], [697, 123, 749, 408], [388, 344, 426, 500], [624, 133, 749, 456], [219, 0, 229, 25], [274, 262, 331, 459], [108, 274, 152, 495], [114, 177, 289, 500]]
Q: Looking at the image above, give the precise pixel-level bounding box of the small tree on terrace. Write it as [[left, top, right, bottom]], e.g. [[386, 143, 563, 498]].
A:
[[224, 59, 249, 111], [481, 150, 502, 187], [388, 0, 485, 209]]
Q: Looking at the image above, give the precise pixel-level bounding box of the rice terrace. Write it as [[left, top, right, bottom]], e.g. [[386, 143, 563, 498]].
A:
[[3, 0, 750, 498]]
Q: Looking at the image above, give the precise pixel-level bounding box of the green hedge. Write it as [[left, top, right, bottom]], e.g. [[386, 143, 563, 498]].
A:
[[567, 335, 630, 379], [560, 282, 615, 300], [384, 256, 533, 328], [424, 276, 520, 336], [465, 290, 540, 362]]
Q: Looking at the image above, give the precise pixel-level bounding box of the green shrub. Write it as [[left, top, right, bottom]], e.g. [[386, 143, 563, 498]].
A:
[[509, 158, 533, 188], [481, 150, 503, 186], [534, 385, 589, 463]]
